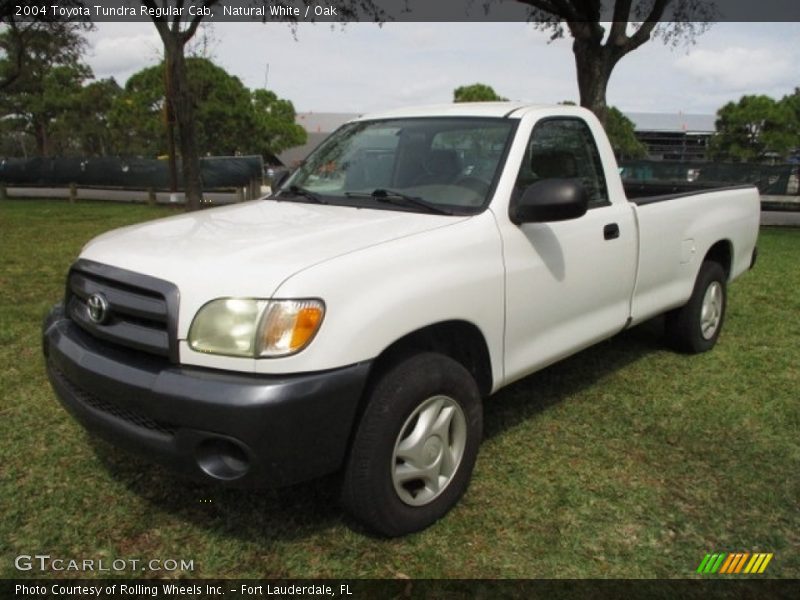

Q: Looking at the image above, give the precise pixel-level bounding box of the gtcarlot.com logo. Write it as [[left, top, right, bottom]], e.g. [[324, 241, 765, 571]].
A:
[[15, 554, 195, 573], [696, 552, 773, 575]]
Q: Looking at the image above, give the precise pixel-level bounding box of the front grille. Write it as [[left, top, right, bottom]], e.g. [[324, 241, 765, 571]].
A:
[[66, 260, 178, 361], [52, 366, 176, 437]]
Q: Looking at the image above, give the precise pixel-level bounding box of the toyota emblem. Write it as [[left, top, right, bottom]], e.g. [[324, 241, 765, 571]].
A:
[[86, 293, 110, 324]]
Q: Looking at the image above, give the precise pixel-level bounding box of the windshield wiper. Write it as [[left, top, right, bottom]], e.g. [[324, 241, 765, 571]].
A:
[[280, 185, 328, 204], [345, 189, 453, 215]]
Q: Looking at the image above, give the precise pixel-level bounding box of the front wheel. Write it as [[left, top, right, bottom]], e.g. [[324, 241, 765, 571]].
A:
[[341, 353, 482, 537], [665, 261, 727, 353]]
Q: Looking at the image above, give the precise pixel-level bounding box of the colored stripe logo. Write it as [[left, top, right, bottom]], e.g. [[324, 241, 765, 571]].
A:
[[696, 552, 773, 574]]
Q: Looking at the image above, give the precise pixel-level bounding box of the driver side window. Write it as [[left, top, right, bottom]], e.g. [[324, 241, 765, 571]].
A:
[[513, 118, 609, 209]]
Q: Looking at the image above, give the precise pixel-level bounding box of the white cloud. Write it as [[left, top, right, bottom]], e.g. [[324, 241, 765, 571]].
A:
[[676, 47, 794, 92], [86, 26, 161, 82]]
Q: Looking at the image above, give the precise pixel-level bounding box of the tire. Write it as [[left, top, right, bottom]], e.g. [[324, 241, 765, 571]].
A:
[[665, 261, 727, 353], [341, 352, 482, 537]]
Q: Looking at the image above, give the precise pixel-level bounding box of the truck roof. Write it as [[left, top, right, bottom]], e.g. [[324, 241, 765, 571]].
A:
[[353, 102, 566, 121]]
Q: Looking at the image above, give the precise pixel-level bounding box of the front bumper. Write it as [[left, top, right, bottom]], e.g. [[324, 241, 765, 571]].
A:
[[42, 304, 371, 487]]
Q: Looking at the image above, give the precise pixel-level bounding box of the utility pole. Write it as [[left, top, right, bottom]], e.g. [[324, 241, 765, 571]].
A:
[[264, 63, 269, 89]]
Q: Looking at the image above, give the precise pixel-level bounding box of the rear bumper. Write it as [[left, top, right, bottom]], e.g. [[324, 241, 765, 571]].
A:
[[42, 304, 371, 487]]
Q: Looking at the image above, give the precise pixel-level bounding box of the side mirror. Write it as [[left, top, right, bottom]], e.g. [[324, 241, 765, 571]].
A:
[[510, 179, 589, 224]]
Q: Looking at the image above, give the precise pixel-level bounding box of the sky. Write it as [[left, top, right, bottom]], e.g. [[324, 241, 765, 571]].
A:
[[84, 21, 800, 116]]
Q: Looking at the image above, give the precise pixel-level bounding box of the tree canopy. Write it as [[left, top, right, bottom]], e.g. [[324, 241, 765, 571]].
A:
[[112, 58, 255, 157], [559, 101, 646, 159], [0, 22, 93, 155], [251, 89, 307, 158], [453, 83, 508, 103], [0, 0, 91, 91], [604, 107, 647, 159], [710, 94, 800, 162], [0, 46, 306, 162], [109, 58, 305, 158]]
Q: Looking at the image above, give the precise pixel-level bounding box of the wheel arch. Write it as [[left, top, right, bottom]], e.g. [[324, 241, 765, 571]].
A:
[[366, 320, 494, 399], [702, 239, 733, 280]]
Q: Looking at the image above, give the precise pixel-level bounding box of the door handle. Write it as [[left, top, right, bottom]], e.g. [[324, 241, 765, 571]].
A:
[[604, 223, 620, 240]]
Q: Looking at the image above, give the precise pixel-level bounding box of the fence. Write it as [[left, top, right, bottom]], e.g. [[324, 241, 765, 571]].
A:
[[620, 160, 799, 196], [0, 155, 264, 203]]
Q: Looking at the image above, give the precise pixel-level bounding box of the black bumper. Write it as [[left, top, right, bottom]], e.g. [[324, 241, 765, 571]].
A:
[[42, 304, 371, 487]]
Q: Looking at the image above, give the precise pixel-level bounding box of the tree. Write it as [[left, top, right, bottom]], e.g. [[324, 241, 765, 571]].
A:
[[605, 106, 646, 159], [251, 89, 307, 158], [140, 0, 383, 210], [781, 88, 800, 146], [140, 0, 212, 209], [710, 95, 799, 162], [111, 58, 253, 157], [72, 78, 122, 156], [517, 0, 714, 125], [0, 1, 90, 91], [560, 100, 646, 158], [453, 83, 507, 103], [108, 66, 170, 157], [109, 58, 303, 159], [33, 64, 93, 155], [182, 58, 256, 155], [0, 23, 92, 155]]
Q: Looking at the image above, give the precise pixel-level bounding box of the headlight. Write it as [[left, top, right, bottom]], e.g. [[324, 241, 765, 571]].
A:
[[188, 298, 324, 358]]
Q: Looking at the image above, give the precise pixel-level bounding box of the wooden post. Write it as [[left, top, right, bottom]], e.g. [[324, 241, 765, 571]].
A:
[[250, 177, 261, 199], [236, 187, 245, 203], [0, 185, 6, 201], [69, 183, 77, 204], [147, 188, 156, 206]]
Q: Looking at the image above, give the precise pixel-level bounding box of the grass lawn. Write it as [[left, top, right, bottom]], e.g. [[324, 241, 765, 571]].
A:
[[1, 199, 798, 579]]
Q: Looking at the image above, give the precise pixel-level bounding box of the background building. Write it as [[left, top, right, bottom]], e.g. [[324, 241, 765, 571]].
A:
[[626, 112, 715, 162]]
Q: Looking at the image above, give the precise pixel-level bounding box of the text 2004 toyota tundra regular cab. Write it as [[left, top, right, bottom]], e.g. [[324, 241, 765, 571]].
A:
[[43, 103, 759, 536]]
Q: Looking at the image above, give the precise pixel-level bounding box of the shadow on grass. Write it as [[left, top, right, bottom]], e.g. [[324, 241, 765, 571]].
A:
[[482, 315, 667, 440], [86, 317, 668, 543], [89, 435, 345, 543]]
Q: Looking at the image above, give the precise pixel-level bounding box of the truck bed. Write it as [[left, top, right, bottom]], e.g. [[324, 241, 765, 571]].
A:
[[624, 181, 756, 205], [627, 184, 760, 327]]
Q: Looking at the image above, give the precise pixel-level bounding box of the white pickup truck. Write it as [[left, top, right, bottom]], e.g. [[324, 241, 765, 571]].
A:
[[43, 103, 759, 536]]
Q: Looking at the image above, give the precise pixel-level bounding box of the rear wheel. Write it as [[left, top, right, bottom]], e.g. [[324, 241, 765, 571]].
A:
[[341, 352, 482, 537], [665, 261, 727, 353]]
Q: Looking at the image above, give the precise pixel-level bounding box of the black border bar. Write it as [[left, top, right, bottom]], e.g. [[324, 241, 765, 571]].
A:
[[4, 579, 800, 600], [8, 0, 800, 23]]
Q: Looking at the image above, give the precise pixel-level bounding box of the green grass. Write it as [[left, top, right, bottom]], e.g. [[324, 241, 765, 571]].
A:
[[1, 199, 798, 579]]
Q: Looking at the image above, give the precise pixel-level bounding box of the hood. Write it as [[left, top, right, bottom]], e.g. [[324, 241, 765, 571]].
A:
[[81, 199, 466, 306]]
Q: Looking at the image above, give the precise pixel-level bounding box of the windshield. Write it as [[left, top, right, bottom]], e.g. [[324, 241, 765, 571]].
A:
[[278, 117, 516, 215]]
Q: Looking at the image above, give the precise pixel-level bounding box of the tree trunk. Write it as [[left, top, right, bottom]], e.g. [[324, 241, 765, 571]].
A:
[[572, 37, 617, 127], [34, 120, 49, 156], [163, 64, 178, 194], [164, 38, 203, 211]]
